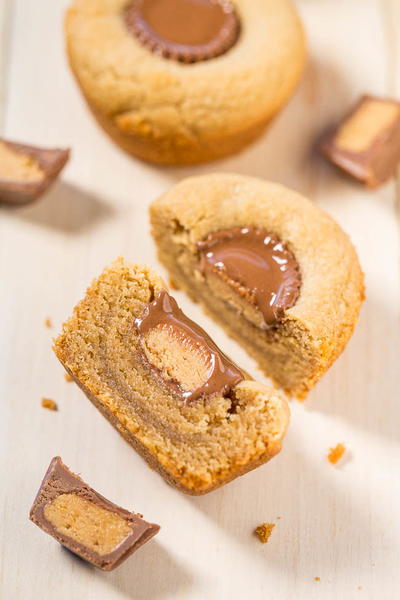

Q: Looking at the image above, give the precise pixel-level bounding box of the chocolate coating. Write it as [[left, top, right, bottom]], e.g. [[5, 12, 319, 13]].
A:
[[134, 289, 244, 402], [0, 140, 69, 205], [29, 457, 160, 571], [124, 0, 240, 63], [319, 95, 400, 188], [198, 227, 301, 327]]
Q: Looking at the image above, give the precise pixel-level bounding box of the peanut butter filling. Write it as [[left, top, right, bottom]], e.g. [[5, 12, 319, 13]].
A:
[[124, 0, 240, 63], [0, 141, 43, 181], [142, 326, 214, 393], [335, 99, 400, 153], [44, 493, 132, 556]]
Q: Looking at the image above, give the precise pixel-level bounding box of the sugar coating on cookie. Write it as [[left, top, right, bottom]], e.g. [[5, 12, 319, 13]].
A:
[[150, 174, 364, 399], [54, 259, 290, 494], [65, 0, 306, 164]]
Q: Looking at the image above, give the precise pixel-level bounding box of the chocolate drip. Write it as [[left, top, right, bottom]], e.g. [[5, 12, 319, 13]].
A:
[[124, 0, 240, 63], [134, 290, 244, 402], [198, 227, 301, 327]]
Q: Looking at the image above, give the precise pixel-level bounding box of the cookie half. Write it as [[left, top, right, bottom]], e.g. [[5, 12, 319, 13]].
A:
[[54, 259, 289, 494], [150, 174, 365, 399]]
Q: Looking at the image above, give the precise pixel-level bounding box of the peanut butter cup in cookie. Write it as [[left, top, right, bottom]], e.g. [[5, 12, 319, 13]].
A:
[[124, 0, 240, 63], [198, 227, 301, 327], [65, 0, 306, 164], [150, 174, 365, 399], [54, 259, 290, 494]]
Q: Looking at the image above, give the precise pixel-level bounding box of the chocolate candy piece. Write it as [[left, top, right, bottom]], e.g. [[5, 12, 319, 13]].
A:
[[319, 95, 400, 188], [134, 289, 244, 402], [29, 457, 160, 571], [124, 0, 240, 63], [0, 140, 69, 205], [198, 227, 301, 328]]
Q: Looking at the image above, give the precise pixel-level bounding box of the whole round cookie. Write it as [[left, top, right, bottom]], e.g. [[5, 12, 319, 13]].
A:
[[65, 0, 306, 165], [150, 174, 365, 399]]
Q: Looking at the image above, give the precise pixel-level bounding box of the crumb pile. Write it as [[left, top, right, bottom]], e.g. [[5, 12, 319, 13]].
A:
[[41, 398, 58, 411], [328, 443, 346, 465], [255, 523, 275, 544]]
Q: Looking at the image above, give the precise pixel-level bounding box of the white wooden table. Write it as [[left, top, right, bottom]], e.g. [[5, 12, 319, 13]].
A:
[[1, 1, 399, 598]]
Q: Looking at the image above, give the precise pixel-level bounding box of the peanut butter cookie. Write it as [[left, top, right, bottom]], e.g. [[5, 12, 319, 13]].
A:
[[65, 0, 306, 165], [54, 259, 290, 494], [150, 174, 365, 399]]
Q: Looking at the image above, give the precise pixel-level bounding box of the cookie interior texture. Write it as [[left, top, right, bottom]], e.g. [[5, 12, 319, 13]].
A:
[[65, 0, 306, 164], [150, 174, 365, 399], [124, 0, 241, 63], [54, 259, 289, 494]]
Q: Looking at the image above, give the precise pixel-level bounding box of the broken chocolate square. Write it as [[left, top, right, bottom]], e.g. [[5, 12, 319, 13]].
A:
[[29, 457, 160, 571], [0, 140, 69, 205], [319, 95, 400, 188]]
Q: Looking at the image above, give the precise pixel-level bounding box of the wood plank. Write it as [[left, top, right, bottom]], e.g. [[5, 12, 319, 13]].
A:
[[0, 1, 399, 598], [0, 0, 13, 128]]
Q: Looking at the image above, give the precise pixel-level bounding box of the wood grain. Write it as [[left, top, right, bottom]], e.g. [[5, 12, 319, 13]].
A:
[[1, 1, 399, 599]]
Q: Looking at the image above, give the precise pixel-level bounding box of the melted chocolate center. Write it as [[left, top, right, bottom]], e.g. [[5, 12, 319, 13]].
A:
[[198, 227, 301, 327], [124, 0, 240, 63], [134, 290, 243, 402]]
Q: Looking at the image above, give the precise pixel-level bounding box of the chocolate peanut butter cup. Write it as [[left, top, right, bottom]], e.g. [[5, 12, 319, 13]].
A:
[[0, 140, 69, 205], [320, 95, 400, 188], [29, 457, 160, 570], [198, 227, 301, 327], [134, 289, 244, 402], [124, 0, 240, 63]]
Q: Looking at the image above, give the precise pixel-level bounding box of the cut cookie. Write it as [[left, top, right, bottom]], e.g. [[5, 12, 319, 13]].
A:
[[150, 174, 365, 399], [54, 259, 290, 495], [65, 0, 306, 165], [0, 140, 69, 205], [29, 457, 159, 570]]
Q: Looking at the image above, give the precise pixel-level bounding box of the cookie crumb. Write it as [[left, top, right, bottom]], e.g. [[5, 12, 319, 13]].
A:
[[314, 577, 321, 582], [357, 586, 363, 590], [64, 373, 74, 383], [44, 318, 52, 329], [254, 523, 275, 543], [328, 443, 346, 464], [276, 516, 282, 520], [41, 398, 58, 411], [169, 278, 179, 290]]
